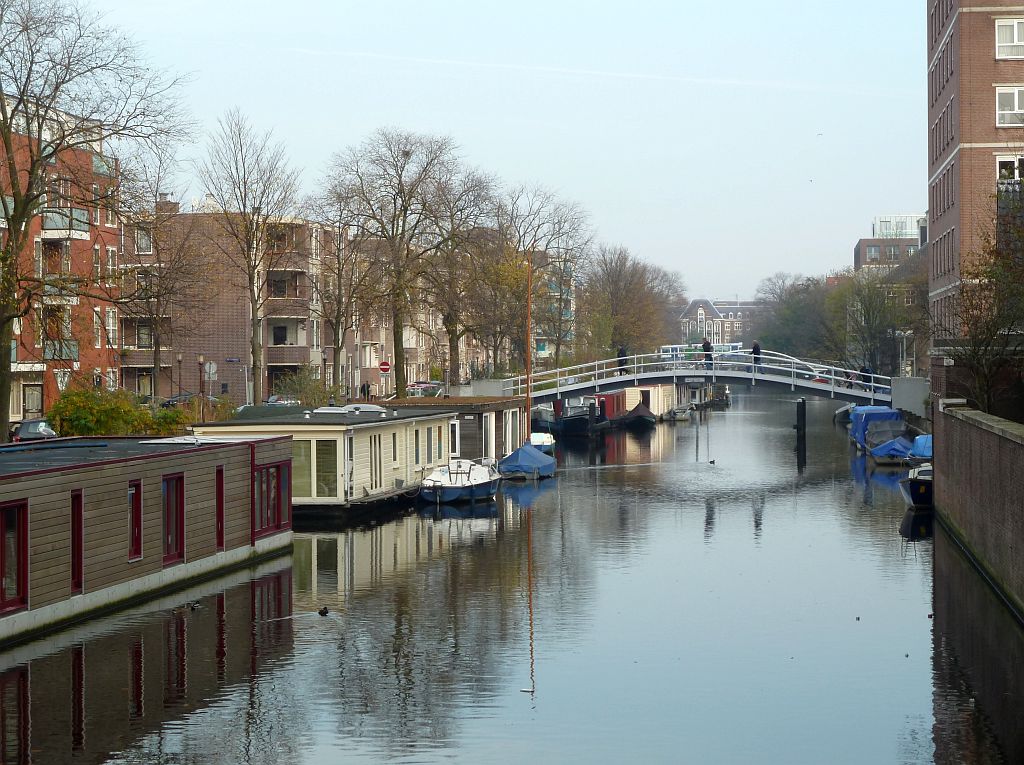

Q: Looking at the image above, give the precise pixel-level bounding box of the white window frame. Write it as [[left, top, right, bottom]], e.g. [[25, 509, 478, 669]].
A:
[[996, 19, 1024, 59], [996, 85, 1024, 126], [106, 368, 117, 391], [105, 247, 117, 284], [93, 308, 103, 348], [135, 227, 152, 255], [997, 154, 1024, 180], [105, 307, 118, 347]]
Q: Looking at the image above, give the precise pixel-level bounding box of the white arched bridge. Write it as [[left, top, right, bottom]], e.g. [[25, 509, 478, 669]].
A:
[[503, 349, 892, 405]]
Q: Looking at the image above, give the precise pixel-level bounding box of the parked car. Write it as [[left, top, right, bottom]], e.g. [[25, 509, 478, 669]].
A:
[[406, 381, 443, 397], [161, 392, 195, 408], [10, 418, 57, 442], [265, 394, 300, 406]]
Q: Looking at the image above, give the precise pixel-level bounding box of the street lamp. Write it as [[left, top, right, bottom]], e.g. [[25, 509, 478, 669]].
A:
[[197, 353, 205, 421], [176, 352, 183, 399], [322, 348, 329, 390]]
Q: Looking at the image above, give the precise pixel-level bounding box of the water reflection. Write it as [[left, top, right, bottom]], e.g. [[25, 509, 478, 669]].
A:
[[0, 558, 293, 764]]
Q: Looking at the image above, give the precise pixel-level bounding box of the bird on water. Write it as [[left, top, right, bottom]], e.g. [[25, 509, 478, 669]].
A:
[[318, 606, 329, 617]]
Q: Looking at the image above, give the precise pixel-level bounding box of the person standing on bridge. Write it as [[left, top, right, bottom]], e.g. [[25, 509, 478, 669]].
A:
[[702, 337, 712, 370], [752, 340, 762, 373]]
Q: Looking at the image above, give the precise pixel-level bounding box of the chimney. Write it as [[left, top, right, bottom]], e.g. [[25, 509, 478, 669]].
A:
[[155, 192, 179, 215]]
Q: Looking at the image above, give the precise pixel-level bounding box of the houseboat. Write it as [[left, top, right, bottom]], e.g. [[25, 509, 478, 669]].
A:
[[193, 397, 527, 512], [0, 435, 293, 647]]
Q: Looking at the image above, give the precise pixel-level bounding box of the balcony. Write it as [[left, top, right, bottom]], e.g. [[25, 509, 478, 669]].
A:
[[264, 296, 310, 319], [43, 339, 79, 361], [40, 208, 90, 240], [265, 345, 311, 365]]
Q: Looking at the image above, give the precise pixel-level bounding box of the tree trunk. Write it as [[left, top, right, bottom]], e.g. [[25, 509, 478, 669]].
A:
[[0, 316, 13, 442], [151, 327, 162, 411], [250, 309, 263, 404], [443, 312, 461, 386], [392, 306, 406, 397]]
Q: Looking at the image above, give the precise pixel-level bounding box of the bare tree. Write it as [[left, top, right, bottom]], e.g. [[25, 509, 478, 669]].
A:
[[199, 109, 300, 404], [420, 167, 494, 383], [496, 186, 589, 371], [118, 144, 212, 404], [326, 128, 458, 396], [0, 0, 184, 437]]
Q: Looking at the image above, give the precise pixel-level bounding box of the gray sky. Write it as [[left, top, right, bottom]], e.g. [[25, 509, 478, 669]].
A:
[[97, 0, 925, 300]]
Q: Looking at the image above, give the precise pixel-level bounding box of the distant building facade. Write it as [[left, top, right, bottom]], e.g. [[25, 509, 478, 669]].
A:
[[853, 214, 926, 271], [678, 299, 764, 345]]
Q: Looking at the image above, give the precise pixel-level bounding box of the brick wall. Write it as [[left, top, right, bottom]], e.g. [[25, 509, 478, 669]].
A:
[[935, 405, 1024, 614]]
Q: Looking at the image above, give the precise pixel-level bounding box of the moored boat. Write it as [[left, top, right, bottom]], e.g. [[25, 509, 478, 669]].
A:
[[898, 463, 933, 509], [529, 432, 555, 454], [419, 459, 501, 504], [611, 402, 658, 431], [498, 443, 556, 480]]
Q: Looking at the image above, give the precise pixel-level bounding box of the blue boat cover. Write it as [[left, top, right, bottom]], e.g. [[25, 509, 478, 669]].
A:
[[498, 443, 556, 478], [501, 479, 557, 507], [849, 406, 903, 449], [869, 436, 914, 460], [909, 434, 933, 460]]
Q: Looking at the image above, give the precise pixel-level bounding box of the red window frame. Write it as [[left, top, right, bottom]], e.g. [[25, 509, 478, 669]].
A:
[[0, 502, 27, 613], [215, 466, 225, 551], [70, 490, 83, 594], [252, 461, 291, 541], [128, 480, 142, 560], [161, 473, 185, 566]]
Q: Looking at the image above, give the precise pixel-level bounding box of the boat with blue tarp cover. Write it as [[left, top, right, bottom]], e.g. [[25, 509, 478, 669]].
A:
[[849, 406, 904, 450], [498, 443, 556, 480]]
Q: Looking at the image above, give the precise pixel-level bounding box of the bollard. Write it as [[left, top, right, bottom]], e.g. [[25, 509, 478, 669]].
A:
[[794, 398, 807, 472]]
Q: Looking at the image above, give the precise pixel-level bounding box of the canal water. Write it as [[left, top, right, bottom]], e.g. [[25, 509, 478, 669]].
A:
[[1, 391, 1019, 764]]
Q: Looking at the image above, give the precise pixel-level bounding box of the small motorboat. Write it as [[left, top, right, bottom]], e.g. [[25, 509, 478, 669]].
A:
[[611, 402, 658, 431], [898, 463, 933, 509], [529, 432, 555, 454], [498, 443, 556, 480], [419, 459, 500, 504]]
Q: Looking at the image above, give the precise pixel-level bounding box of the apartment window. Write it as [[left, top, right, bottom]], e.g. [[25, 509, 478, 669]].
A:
[[91, 184, 100, 224], [311, 319, 321, 349], [71, 490, 83, 594], [997, 19, 1024, 58], [33, 240, 42, 279], [105, 308, 117, 346], [135, 227, 152, 255], [0, 502, 27, 612], [93, 309, 102, 348], [906, 245, 919, 256], [269, 277, 287, 298], [997, 86, 1024, 125], [866, 245, 880, 261], [998, 155, 1024, 181], [92, 245, 101, 285], [105, 247, 117, 279], [106, 369, 117, 391], [215, 466, 224, 551], [137, 321, 153, 350], [885, 245, 900, 259], [272, 325, 287, 345], [162, 474, 184, 565], [128, 480, 142, 560], [104, 196, 116, 226]]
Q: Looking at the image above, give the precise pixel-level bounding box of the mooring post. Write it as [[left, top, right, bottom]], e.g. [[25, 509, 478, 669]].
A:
[[795, 397, 807, 472]]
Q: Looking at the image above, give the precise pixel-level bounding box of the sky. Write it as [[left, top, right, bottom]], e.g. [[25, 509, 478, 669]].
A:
[[93, 0, 926, 300]]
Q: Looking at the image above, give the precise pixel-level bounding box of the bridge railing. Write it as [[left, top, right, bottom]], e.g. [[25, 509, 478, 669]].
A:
[[504, 349, 891, 402]]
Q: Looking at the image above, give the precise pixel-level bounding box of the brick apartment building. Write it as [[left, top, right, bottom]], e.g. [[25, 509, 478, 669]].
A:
[[679, 298, 763, 346], [927, 1, 1024, 391], [853, 214, 926, 270], [4, 138, 123, 424]]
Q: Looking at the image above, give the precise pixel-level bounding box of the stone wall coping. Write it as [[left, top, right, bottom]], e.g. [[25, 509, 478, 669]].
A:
[[945, 406, 1024, 446]]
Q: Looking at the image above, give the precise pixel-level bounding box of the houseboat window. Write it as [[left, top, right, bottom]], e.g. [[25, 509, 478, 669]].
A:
[[254, 463, 289, 537], [161, 475, 184, 565], [369, 434, 382, 491], [292, 440, 312, 497], [215, 466, 225, 551], [449, 420, 460, 457], [71, 490, 83, 594], [0, 503, 27, 611], [426, 427, 433, 464], [437, 425, 442, 460], [128, 480, 142, 560], [392, 433, 398, 463], [415, 430, 420, 465], [315, 441, 338, 497]]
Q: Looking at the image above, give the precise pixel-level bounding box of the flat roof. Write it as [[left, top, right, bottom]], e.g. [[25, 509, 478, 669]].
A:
[[0, 436, 280, 478], [205, 404, 456, 428]]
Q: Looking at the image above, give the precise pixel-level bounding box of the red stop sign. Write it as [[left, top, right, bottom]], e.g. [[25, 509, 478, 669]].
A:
[[379, 360, 391, 373]]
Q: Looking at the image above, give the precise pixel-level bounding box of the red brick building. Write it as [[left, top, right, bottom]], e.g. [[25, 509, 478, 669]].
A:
[[927, 1, 1024, 390], [4, 138, 123, 424]]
